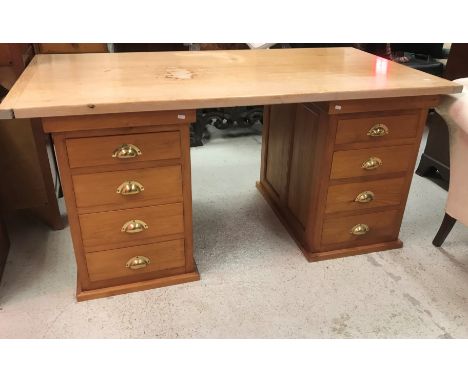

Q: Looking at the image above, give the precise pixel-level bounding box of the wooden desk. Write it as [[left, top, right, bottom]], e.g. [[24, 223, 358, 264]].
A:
[[0, 48, 462, 301]]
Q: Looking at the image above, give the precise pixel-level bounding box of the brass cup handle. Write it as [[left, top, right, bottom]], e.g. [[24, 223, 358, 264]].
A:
[[112, 144, 142, 159], [362, 157, 382, 170], [126, 256, 151, 270], [367, 123, 389, 137], [355, 191, 375, 203], [116, 181, 145, 195], [350, 223, 370, 236], [121, 220, 149, 234]]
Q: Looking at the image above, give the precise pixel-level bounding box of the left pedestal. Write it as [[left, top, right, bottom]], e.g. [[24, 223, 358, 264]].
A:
[[43, 110, 199, 301]]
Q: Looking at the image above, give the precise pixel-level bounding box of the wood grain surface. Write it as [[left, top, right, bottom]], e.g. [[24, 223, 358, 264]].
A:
[[66, 131, 181, 168], [330, 145, 414, 180], [325, 177, 406, 214], [0, 48, 461, 118], [72, 165, 183, 210], [79, 203, 184, 252], [335, 112, 419, 145], [321, 209, 401, 247], [86, 239, 185, 282]]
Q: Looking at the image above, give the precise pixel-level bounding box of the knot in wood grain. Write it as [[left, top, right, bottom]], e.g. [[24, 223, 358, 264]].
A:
[[165, 67, 193, 80]]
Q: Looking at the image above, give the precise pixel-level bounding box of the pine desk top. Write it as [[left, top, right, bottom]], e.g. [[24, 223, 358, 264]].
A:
[[0, 47, 462, 119]]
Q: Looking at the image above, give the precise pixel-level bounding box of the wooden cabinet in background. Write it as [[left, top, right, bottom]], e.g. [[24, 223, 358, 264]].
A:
[[0, 44, 34, 77], [35, 44, 108, 54], [0, 43, 63, 228], [0, 43, 65, 281], [0, 118, 63, 228]]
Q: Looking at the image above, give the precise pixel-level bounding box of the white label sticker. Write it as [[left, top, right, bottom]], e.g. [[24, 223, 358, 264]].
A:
[[178, 114, 186, 120], [335, 105, 342, 110]]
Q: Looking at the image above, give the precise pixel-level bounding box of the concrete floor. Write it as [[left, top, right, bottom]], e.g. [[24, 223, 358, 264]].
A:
[[1, 127, 467, 338]]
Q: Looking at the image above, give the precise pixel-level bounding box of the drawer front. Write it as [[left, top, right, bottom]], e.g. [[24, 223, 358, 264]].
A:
[[66, 131, 181, 168], [80, 203, 184, 252], [325, 177, 406, 214], [321, 209, 400, 247], [335, 112, 419, 146], [330, 145, 414, 180], [73, 165, 183, 209], [86, 239, 186, 282]]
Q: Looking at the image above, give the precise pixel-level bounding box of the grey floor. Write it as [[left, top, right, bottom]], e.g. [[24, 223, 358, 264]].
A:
[[1, 127, 467, 338]]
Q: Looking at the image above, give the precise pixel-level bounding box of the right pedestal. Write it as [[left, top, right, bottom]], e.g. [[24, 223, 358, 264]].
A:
[[258, 96, 439, 261]]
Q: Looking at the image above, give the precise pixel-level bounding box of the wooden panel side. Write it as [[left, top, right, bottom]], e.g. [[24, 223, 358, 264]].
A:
[[259, 105, 270, 183], [287, 104, 320, 227], [261, 102, 334, 252], [304, 105, 337, 251], [265, 104, 296, 202]]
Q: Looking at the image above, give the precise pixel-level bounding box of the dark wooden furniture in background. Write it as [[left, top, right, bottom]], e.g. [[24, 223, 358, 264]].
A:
[[415, 111, 451, 190], [0, 43, 34, 77], [444, 44, 468, 81], [416, 44, 468, 190], [34, 43, 108, 54], [0, 42, 111, 231], [0, 43, 67, 281], [0, 43, 63, 229]]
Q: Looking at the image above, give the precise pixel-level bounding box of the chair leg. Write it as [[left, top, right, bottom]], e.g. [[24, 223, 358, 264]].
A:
[[432, 213, 457, 247]]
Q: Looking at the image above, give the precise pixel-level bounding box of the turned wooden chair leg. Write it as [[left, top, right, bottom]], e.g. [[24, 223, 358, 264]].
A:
[[433, 213, 457, 247]]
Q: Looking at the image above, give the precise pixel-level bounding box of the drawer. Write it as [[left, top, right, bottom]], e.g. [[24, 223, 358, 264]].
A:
[[66, 131, 181, 168], [335, 112, 419, 146], [73, 165, 183, 210], [86, 239, 186, 282], [80, 203, 184, 252], [325, 177, 406, 214], [330, 145, 414, 180], [321, 209, 400, 247]]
